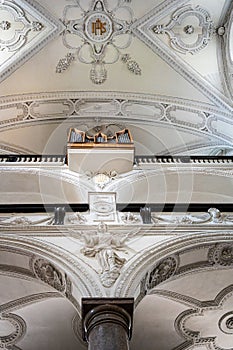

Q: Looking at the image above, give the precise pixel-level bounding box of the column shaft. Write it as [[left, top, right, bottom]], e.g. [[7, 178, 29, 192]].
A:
[[82, 298, 134, 350]]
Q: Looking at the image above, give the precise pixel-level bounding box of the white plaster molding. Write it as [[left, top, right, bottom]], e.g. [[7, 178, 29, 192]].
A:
[[0, 292, 61, 313], [0, 0, 64, 82], [0, 235, 105, 301], [106, 167, 233, 193], [175, 285, 233, 350], [114, 232, 233, 298], [0, 92, 232, 144], [0, 165, 95, 192], [131, 0, 233, 112], [0, 312, 26, 348]]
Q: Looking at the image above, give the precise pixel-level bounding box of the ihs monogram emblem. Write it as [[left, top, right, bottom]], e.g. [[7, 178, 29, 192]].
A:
[[57, 0, 141, 84]]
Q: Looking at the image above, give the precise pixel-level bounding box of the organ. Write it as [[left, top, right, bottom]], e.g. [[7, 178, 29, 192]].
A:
[[67, 128, 134, 174]]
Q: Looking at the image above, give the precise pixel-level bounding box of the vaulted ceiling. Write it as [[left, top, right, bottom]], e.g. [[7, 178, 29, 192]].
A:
[[0, 1, 233, 350], [0, 0, 233, 156]]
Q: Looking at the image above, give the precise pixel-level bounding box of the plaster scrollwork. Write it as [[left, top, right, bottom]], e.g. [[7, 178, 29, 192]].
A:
[[131, 1, 232, 112], [72, 222, 140, 288], [152, 6, 214, 54], [0, 215, 54, 226], [152, 208, 233, 226], [208, 243, 233, 267], [0, 313, 26, 348], [67, 212, 87, 225], [121, 212, 140, 224], [0, 1, 44, 52], [58, 0, 140, 84], [175, 286, 233, 350], [0, 0, 63, 82], [85, 170, 119, 190], [32, 258, 67, 293]]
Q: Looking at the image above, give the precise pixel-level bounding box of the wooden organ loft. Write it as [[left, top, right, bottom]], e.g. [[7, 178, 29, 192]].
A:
[[67, 128, 135, 174]]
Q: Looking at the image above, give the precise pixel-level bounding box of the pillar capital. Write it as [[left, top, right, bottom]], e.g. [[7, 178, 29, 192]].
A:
[[82, 298, 134, 349]]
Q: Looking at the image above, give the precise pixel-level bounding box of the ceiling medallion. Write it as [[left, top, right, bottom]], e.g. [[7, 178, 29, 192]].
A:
[[84, 11, 113, 43], [59, 0, 141, 84]]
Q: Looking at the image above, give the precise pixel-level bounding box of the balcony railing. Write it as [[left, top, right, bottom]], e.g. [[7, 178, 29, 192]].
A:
[[134, 155, 233, 165], [0, 154, 233, 165], [0, 154, 66, 163]]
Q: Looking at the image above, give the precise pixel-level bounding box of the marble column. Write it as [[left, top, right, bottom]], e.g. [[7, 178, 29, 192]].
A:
[[82, 298, 134, 350]]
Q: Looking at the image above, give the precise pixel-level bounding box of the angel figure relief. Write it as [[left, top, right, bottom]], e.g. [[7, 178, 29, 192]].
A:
[[75, 222, 140, 287]]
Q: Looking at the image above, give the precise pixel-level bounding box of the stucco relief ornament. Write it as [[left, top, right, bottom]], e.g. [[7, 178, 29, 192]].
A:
[[67, 212, 87, 224], [208, 243, 233, 266], [121, 212, 140, 224], [33, 258, 66, 292], [152, 5, 214, 54], [59, 0, 137, 83], [0, 1, 45, 52], [0, 20, 11, 30], [151, 208, 233, 225], [0, 215, 54, 226], [73, 222, 139, 287], [145, 256, 178, 292]]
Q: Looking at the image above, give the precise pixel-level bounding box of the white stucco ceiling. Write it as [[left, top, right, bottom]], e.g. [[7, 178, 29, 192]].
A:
[[0, 0, 232, 155]]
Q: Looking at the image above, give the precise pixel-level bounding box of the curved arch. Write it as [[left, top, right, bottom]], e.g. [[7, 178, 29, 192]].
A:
[[0, 235, 105, 310], [114, 232, 233, 299], [0, 166, 94, 204], [106, 167, 233, 203]]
